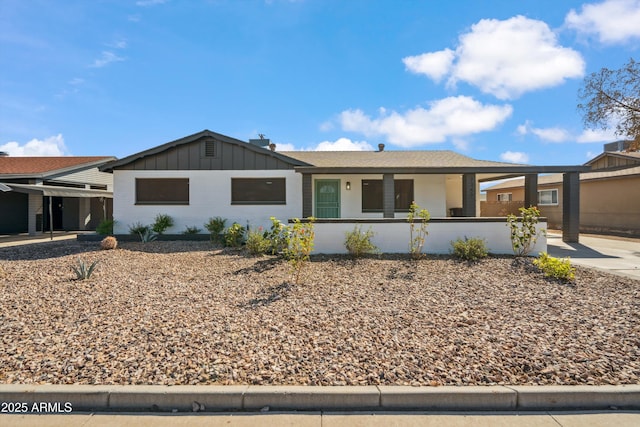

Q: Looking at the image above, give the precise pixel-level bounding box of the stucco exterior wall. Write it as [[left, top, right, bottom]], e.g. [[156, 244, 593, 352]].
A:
[[311, 219, 547, 255], [113, 170, 302, 234], [581, 176, 640, 235]]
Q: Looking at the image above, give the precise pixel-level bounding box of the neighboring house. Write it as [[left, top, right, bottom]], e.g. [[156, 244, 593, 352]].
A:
[[483, 149, 640, 236], [0, 155, 115, 235], [100, 130, 587, 252]]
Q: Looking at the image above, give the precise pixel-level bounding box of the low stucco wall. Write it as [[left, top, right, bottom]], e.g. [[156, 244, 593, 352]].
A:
[[306, 218, 547, 255]]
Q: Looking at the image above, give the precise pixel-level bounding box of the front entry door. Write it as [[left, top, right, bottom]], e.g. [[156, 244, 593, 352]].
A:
[[315, 180, 340, 218]]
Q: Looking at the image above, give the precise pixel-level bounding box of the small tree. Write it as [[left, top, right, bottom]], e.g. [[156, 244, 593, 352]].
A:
[[506, 206, 544, 256], [578, 58, 640, 151], [283, 218, 315, 284], [407, 201, 430, 259]]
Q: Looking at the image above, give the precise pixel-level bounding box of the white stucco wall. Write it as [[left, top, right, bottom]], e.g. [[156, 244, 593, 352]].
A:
[[311, 220, 547, 255], [113, 170, 302, 234], [311, 173, 448, 218]]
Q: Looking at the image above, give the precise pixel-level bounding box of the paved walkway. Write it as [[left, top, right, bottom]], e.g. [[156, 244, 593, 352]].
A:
[[2, 411, 640, 427], [547, 232, 640, 279]]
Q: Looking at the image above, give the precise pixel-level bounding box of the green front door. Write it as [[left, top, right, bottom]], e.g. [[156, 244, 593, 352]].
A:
[[315, 180, 340, 218]]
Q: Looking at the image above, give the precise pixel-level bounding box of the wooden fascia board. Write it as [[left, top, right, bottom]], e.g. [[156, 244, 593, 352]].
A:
[[293, 166, 591, 175]]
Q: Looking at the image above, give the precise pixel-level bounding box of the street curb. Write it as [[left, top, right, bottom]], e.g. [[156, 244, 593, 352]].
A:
[[1, 385, 639, 412]]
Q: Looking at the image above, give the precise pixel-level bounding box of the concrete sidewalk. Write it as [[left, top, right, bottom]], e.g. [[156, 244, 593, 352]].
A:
[[2, 411, 640, 427], [547, 232, 640, 279]]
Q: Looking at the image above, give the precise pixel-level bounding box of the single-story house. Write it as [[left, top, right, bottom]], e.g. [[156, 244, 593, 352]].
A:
[[100, 130, 589, 253], [0, 155, 115, 235], [483, 148, 640, 236]]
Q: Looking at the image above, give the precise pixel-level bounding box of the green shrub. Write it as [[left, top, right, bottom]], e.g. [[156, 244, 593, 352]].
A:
[[151, 213, 174, 234], [506, 206, 544, 256], [224, 222, 245, 248], [451, 237, 488, 262], [407, 201, 430, 259], [71, 258, 99, 280], [344, 225, 378, 258], [139, 228, 157, 243], [128, 221, 149, 235], [534, 252, 576, 281], [284, 217, 315, 284], [263, 216, 289, 255], [246, 227, 271, 255], [205, 217, 227, 242], [96, 219, 114, 235], [183, 225, 201, 235]]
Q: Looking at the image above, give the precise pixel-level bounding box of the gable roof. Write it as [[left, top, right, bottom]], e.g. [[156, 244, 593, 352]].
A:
[[586, 150, 640, 166], [100, 130, 309, 172], [0, 156, 115, 178]]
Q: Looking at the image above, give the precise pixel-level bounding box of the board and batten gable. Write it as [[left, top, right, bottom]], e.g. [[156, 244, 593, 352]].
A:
[[108, 132, 306, 234]]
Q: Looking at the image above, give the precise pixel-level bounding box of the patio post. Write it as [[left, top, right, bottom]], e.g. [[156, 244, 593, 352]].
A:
[[524, 174, 538, 208], [462, 173, 476, 216], [302, 173, 313, 218], [562, 172, 580, 243], [382, 173, 394, 218]]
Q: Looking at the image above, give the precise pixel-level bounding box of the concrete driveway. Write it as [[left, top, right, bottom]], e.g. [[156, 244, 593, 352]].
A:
[[547, 232, 640, 280]]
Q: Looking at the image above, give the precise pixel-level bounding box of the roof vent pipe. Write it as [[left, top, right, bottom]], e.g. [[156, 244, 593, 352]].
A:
[[378, 143, 385, 152], [269, 143, 276, 152]]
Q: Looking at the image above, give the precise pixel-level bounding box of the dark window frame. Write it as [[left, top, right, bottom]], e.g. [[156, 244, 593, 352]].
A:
[[361, 179, 414, 213], [135, 178, 189, 205], [231, 177, 286, 205]]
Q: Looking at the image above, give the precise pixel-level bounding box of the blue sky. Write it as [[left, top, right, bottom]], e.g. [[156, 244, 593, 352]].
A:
[[1, 0, 639, 166]]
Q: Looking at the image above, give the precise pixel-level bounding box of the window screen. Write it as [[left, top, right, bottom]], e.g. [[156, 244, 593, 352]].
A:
[[232, 178, 286, 204], [136, 178, 189, 205], [362, 179, 413, 212]]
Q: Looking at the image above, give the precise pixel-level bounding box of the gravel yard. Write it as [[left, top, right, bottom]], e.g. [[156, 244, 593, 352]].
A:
[[1, 240, 639, 386]]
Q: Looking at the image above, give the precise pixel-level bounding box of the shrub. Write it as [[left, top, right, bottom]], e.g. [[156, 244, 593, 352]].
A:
[[139, 228, 158, 243], [534, 252, 576, 282], [506, 206, 545, 256], [407, 201, 430, 259], [183, 225, 201, 234], [72, 258, 99, 280], [100, 236, 118, 250], [451, 237, 488, 262], [96, 219, 114, 235], [246, 227, 271, 255], [151, 213, 174, 234], [224, 222, 245, 248], [344, 225, 378, 258], [283, 217, 315, 284], [128, 221, 149, 235], [205, 217, 227, 242], [263, 216, 289, 255]]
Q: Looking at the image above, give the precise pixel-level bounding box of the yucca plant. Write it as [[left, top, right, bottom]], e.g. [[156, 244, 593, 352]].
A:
[[72, 259, 99, 280]]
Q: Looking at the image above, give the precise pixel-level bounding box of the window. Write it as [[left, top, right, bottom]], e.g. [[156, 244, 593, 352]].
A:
[[538, 189, 558, 205], [362, 179, 414, 212], [136, 178, 189, 205], [232, 178, 286, 204], [497, 193, 512, 202]]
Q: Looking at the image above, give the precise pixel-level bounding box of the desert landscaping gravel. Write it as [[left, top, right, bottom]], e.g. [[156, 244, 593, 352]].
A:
[[1, 240, 638, 387]]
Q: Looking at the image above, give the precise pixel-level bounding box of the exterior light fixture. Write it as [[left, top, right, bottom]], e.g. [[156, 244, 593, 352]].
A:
[[346, 181, 351, 190]]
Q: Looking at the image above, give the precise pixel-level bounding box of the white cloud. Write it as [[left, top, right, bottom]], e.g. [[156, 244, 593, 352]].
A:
[[565, 0, 640, 44], [0, 134, 68, 156], [403, 49, 455, 83], [407, 16, 584, 100], [517, 121, 571, 142], [576, 128, 618, 143], [274, 142, 296, 151], [500, 151, 529, 164], [339, 96, 512, 147], [90, 51, 124, 68], [313, 138, 373, 151]]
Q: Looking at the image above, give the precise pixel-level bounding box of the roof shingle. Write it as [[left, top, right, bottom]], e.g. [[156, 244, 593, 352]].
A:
[[0, 157, 114, 175]]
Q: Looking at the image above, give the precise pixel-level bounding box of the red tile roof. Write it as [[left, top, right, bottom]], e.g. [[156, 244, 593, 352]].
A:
[[0, 156, 114, 175]]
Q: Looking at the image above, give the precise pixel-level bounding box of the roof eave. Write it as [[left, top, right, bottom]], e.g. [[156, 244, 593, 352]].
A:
[[293, 165, 591, 174]]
